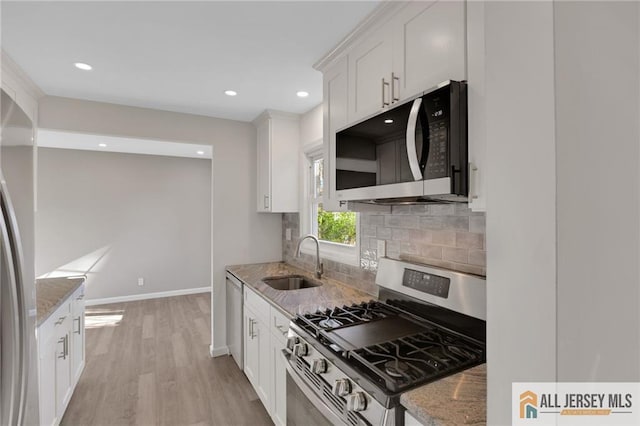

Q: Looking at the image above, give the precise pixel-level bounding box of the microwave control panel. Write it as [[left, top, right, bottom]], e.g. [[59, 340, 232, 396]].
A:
[[422, 87, 450, 180]]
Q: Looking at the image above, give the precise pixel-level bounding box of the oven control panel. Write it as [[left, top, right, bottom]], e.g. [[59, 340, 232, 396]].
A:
[[402, 268, 450, 298]]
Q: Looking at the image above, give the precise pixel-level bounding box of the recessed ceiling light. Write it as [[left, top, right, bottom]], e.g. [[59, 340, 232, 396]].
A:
[[224, 90, 237, 97], [98, 143, 107, 148], [384, 119, 394, 124], [74, 62, 93, 71], [296, 91, 309, 98], [197, 150, 205, 155]]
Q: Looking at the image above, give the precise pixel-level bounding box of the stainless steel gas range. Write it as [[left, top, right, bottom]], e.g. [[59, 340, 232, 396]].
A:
[[283, 258, 486, 426]]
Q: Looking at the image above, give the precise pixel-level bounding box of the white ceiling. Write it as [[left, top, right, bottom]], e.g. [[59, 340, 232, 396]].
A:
[[1, 1, 379, 122]]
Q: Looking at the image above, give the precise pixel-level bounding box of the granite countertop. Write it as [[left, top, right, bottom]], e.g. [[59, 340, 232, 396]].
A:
[[36, 276, 86, 326], [226, 262, 374, 318], [401, 364, 487, 426]]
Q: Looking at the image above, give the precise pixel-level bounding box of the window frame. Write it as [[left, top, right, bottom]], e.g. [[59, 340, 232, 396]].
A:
[[299, 143, 360, 267]]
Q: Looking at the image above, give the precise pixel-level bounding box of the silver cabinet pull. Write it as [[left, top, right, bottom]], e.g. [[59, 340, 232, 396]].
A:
[[55, 316, 66, 326], [57, 335, 67, 360], [263, 195, 269, 209], [275, 325, 288, 336], [381, 78, 390, 107], [74, 316, 82, 334], [406, 98, 424, 181], [76, 294, 84, 301], [391, 72, 400, 103], [468, 162, 479, 200]]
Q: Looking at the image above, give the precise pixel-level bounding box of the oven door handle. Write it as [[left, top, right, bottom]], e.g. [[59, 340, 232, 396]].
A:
[[283, 351, 348, 426], [406, 97, 424, 181]]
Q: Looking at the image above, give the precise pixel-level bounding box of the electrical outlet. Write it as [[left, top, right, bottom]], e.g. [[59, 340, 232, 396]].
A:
[[138, 277, 144, 286], [286, 228, 292, 241], [377, 240, 386, 259]]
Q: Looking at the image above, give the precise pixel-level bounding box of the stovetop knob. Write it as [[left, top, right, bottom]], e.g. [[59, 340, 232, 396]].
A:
[[311, 358, 327, 374], [346, 392, 367, 412], [293, 342, 308, 357], [332, 378, 352, 397], [286, 336, 299, 351]]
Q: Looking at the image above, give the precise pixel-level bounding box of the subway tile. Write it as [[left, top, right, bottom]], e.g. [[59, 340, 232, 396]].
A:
[[469, 215, 486, 233], [390, 205, 413, 215], [361, 225, 377, 238], [376, 227, 392, 240], [410, 205, 430, 215], [409, 229, 431, 244], [431, 230, 456, 246], [443, 247, 469, 263], [367, 215, 385, 226], [419, 244, 443, 260], [469, 250, 486, 266], [454, 203, 473, 216], [456, 232, 484, 249], [428, 204, 456, 216], [400, 241, 421, 256], [392, 228, 411, 241], [419, 215, 469, 231], [384, 215, 419, 229]]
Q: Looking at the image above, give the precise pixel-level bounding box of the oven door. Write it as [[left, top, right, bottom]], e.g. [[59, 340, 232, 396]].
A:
[[285, 356, 345, 426]]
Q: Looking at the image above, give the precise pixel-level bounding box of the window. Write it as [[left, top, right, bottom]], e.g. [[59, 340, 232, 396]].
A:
[[301, 152, 359, 266]]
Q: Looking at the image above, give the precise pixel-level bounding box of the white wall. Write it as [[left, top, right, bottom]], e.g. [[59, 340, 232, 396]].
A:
[[38, 96, 283, 354], [554, 1, 640, 382], [485, 2, 557, 424], [36, 147, 212, 301]]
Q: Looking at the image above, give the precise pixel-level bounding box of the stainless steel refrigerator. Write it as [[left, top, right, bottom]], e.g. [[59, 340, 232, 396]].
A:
[[1, 89, 39, 425]]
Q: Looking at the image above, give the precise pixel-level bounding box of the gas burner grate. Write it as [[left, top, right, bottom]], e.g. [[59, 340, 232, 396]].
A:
[[349, 328, 485, 393], [296, 301, 398, 335]]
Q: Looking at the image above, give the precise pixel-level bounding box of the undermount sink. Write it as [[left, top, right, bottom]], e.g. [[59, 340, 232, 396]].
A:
[[262, 275, 323, 291]]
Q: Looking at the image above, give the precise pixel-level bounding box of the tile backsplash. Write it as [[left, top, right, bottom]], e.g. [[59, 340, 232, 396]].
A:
[[283, 204, 485, 295]]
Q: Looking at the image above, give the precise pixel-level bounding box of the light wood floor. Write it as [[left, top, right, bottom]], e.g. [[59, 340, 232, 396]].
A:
[[61, 293, 272, 426]]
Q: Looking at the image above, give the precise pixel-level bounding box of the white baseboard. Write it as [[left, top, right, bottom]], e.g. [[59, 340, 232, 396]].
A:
[[86, 286, 211, 306], [210, 345, 229, 358]]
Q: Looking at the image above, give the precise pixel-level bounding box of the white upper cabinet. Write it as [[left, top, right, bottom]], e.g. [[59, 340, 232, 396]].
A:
[[344, 1, 466, 124], [254, 111, 300, 213], [322, 56, 350, 212], [348, 27, 393, 123], [392, 0, 466, 100], [466, 0, 486, 211]]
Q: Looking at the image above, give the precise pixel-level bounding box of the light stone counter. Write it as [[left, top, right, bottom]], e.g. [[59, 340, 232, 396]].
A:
[[226, 261, 374, 318], [36, 276, 86, 326], [401, 364, 486, 425]]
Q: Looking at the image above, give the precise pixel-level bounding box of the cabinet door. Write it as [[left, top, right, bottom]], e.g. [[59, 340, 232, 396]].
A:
[[322, 56, 349, 212], [243, 306, 260, 388], [70, 289, 85, 386], [466, 0, 486, 211], [348, 26, 393, 123], [256, 118, 271, 212], [393, 0, 466, 100], [38, 333, 57, 426], [54, 317, 71, 418], [271, 334, 287, 426], [256, 318, 271, 413]]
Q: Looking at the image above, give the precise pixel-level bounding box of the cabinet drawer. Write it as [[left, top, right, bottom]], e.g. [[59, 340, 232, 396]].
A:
[[244, 286, 270, 324], [270, 307, 290, 343], [38, 299, 72, 340]]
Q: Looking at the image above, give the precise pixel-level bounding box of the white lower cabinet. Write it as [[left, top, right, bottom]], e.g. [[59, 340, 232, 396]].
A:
[[242, 286, 289, 426], [38, 284, 85, 426]]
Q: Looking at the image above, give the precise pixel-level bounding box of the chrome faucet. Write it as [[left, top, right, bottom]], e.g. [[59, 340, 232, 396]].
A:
[[295, 234, 324, 279]]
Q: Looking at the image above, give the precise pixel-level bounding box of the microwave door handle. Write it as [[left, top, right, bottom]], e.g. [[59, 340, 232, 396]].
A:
[[406, 98, 424, 181], [418, 106, 430, 173]]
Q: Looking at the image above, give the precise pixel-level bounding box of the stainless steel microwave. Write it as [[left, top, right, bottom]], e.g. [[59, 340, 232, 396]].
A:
[[334, 80, 468, 204]]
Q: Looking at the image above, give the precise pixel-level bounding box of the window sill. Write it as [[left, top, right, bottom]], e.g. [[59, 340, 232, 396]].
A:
[[299, 239, 360, 267]]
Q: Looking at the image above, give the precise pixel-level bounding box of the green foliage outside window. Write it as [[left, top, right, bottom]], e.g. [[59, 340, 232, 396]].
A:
[[317, 204, 356, 246]]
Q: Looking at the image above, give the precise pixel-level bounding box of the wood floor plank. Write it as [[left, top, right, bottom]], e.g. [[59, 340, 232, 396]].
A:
[[61, 293, 272, 426]]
